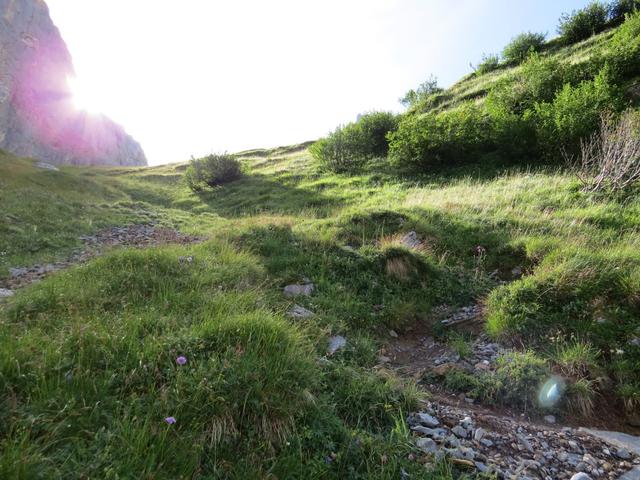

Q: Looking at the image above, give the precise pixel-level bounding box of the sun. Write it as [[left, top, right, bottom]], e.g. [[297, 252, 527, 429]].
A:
[[67, 76, 104, 114]]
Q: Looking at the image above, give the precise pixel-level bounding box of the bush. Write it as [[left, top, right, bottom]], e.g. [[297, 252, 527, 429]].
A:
[[310, 112, 398, 173], [399, 75, 442, 108], [185, 154, 242, 191], [568, 109, 640, 193], [475, 53, 501, 75], [531, 65, 622, 158], [491, 351, 549, 410], [605, 11, 640, 78], [388, 103, 493, 169], [609, 0, 640, 24], [502, 32, 547, 64], [558, 2, 609, 44]]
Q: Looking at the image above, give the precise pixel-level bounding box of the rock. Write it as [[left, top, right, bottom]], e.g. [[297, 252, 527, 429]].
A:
[[9, 267, 28, 278], [416, 412, 440, 428], [451, 425, 468, 438], [288, 305, 315, 319], [0, 288, 14, 298], [629, 338, 640, 347], [400, 231, 422, 249], [543, 415, 556, 424], [619, 467, 640, 480], [473, 428, 486, 441], [569, 474, 591, 480], [283, 283, 314, 297], [415, 437, 438, 454], [616, 448, 632, 460], [377, 355, 391, 364], [388, 329, 398, 338], [0, 0, 147, 166], [35, 161, 58, 171], [480, 438, 494, 447], [568, 440, 580, 451], [578, 428, 640, 456], [518, 434, 534, 453], [327, 335, 346, 355], [511, 266, 523, 278], [411, 426, 447, 439]]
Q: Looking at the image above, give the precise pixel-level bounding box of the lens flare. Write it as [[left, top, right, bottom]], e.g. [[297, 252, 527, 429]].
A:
[[538, 376, 566, 408]]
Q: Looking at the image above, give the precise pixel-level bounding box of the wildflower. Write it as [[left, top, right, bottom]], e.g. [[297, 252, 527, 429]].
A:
[[165, 416, 176, 425], [176, 356, 187, 365]]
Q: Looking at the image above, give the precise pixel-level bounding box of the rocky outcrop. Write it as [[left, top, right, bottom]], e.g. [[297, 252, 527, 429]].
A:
[[0, 0, 147, 166]]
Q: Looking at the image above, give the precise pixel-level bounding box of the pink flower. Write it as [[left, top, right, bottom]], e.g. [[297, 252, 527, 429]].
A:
[[176, 356, 187, 366], [164, 416, 176, 425]]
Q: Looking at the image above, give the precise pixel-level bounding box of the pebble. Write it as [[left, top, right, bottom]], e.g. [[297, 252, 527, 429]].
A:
[[544, 415, 556, 424], [288, 305, 315, 319], [416, 412, 440, 428], [0, 288, 14, 298], [569, 473, 591, 480], [283, 283, 314, 297], [327, 335, 346, 355], [415, 437, 438, 454]]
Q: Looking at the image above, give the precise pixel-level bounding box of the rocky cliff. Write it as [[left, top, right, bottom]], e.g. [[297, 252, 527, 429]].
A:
[[0, 0, 147, 166]]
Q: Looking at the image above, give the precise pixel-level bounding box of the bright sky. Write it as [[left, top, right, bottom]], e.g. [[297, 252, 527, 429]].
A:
[[47, 0, 589, 165]]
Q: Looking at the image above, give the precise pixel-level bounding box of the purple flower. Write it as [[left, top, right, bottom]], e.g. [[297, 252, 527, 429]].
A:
[[164, 416, 176, 425], [176, 356, 187, 366]]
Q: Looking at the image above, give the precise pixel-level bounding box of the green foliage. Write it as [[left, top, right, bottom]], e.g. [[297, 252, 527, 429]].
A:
[[605, 11, 640, 78], [475, 53, 501, 75], [399, 75, 442, 107], [552, 340, 600, 377], [448, 332, 472, 359], [609, 0, 640, 24], [531, 65, 622, 158], [558, 2, 609, 45], [388, 103, 493, 169], [310, 112, 398, 173], [502, 32, 547, 64], [185, 153, 242, 191]]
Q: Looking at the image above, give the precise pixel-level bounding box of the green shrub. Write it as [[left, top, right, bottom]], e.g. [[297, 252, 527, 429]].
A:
[[609, 0, 640, 24], [558, 2, 609, 44], [605, 11, 640, 78], [388, 103, 493, 169], [475, 53, 501, 75], [399, 75, 442, 107], [185, 153, 242, 191], [310, 112, 398, 173], [488, 351, 549, 410], [502, 32, 547, 64], [531, 65, 622, 158]]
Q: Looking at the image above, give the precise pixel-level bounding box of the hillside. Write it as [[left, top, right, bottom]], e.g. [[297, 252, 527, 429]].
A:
[[3, 5, 640, 480]]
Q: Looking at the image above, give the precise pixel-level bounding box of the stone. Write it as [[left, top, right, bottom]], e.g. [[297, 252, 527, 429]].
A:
[[9, 267, 28, 278], [544, 415, 556, 424], [451, 425, 468, 438], [327, 335, 346, 355], [411, 426, 447, 439], [619, 467, 640, 480], [616, 448, 632, 460], [288, 305, 315, 319], [473, 428, 486, 441], [569, 474, 591, 480], [416, 412, 440, 428], [415, 437, 438, 454], [480, 439, 494, 447], [400, 231, 422, 249], [0, 0, 147, 166], [0, 288, 14, 298], [388, 329, 398, 338], [578, 428, 640, 456], [283, 283, 314, 297], [35, 161, 58, 171]]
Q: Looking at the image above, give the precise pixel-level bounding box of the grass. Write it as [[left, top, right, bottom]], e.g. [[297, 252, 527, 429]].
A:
[[3, 134, 640, 474]]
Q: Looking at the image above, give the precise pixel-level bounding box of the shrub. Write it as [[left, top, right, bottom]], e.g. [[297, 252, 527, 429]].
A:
[[502, 32, 547, 64], [399, 75, 442, 107], [475, 53, 501, 75], [558, 2, 609, 44], [567, 109, 640, 193], [531, 65, 621, 159], [491, 351, 550, 410], [310, 112, 398, 173], [605, 11, 640, 78], [609, 0, 640, 24], [388, 103, 493, 169], [185, 153, 242, 191]]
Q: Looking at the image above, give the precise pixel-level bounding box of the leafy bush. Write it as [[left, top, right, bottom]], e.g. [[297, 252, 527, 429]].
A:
[[531, 65, 621, 158], [609, 0, 640, 24], [558, 2, 609, 44], [490, 351, 549, 410], [399, 75, 442, 107], [605, 11, 640, 78], [185, 154, 242, 191], [310, 112, 398, 173], [388, 103, 493, 169], [475, 53, 501, 75], [502, 32, 547, 64]]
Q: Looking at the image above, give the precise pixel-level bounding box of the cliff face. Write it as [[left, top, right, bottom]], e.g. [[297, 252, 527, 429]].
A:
[[0, 0, 147, 166]]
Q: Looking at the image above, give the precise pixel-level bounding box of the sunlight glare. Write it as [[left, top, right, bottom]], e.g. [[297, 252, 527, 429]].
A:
[[67, 76, 103, 114]]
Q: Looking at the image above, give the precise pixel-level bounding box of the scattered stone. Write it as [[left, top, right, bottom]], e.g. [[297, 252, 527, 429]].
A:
[[288, 305, 315, 319], [452, 425, 469, 439], [415, 437, 438, 454], [570, 473, 591, 480], [400, 231, 422, 249], [388, 329, 399, 338], [579, 428, 640, 456], [416, 413, 440, 428], [34, 161, 59, 171], [327, 335, 346, 355], [0, 288, 14, 299], [544, 415, 556, 424], [474, 428, 486, 442], [620, 467, 640, 480], [617, 448, 632, 460], [377, 355, 391, 364], [283, 283, 314, 297]]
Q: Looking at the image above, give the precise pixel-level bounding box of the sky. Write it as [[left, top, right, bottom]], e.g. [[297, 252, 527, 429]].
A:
[[46, 0, 590, 165]]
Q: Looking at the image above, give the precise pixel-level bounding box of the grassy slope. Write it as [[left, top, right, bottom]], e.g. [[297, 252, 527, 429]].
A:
[[2, 138, 640, 477]]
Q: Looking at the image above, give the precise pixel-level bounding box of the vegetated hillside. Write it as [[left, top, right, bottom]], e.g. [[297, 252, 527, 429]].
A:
[[2, 6, 640, 480]]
